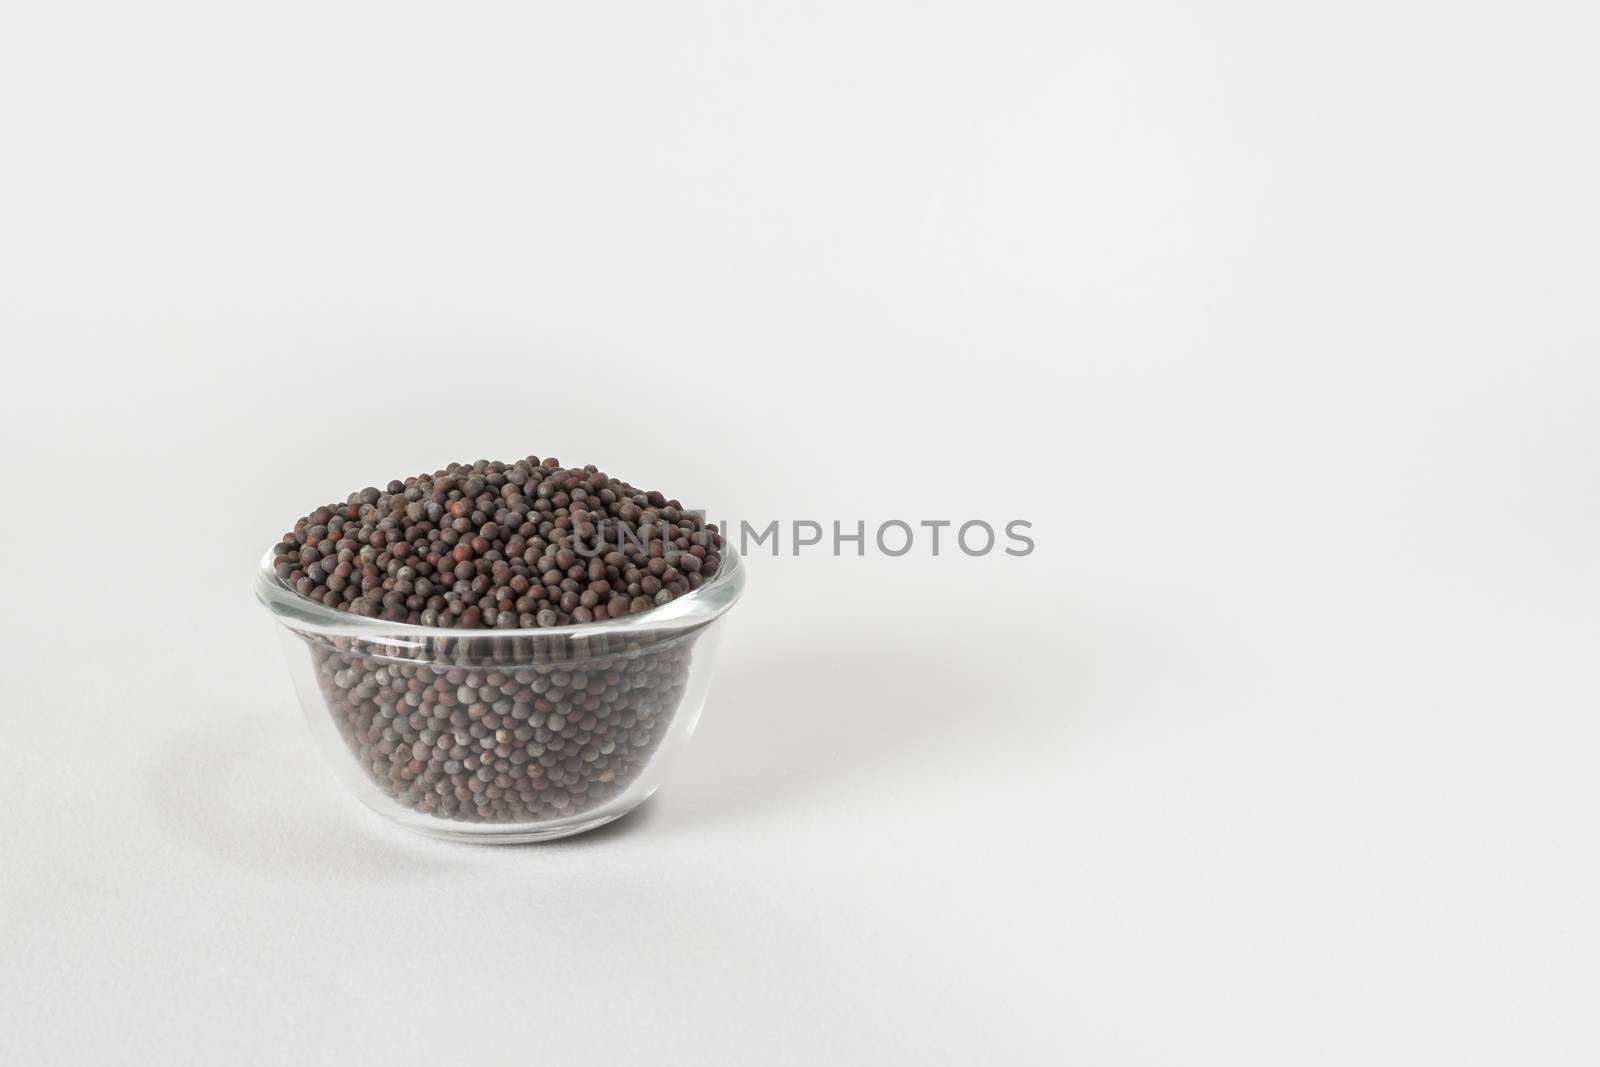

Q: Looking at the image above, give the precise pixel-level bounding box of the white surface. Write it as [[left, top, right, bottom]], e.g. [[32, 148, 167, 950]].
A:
[[3, 2, 1597, 1063]]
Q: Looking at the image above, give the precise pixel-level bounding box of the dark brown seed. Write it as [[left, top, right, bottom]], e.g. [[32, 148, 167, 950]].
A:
[[272, 457, 724, 630]]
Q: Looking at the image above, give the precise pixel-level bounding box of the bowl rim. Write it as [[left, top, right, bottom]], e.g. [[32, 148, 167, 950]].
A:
[[255, 539, 744, 639]]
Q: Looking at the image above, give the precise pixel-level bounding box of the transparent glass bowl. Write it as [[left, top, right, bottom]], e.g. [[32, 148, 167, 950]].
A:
[[255, 544, 744, 843]]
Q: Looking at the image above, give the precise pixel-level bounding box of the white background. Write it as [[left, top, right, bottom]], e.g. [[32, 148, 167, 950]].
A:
[[2, 2, 1597, 1063]]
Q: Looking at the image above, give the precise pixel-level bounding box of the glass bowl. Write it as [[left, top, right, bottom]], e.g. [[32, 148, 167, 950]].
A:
[[254, 543, 744, 843]]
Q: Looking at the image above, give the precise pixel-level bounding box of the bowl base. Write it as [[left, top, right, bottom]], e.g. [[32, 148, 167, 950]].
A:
[[420, 813, 624, 843], [362, 796, 648, 844]]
